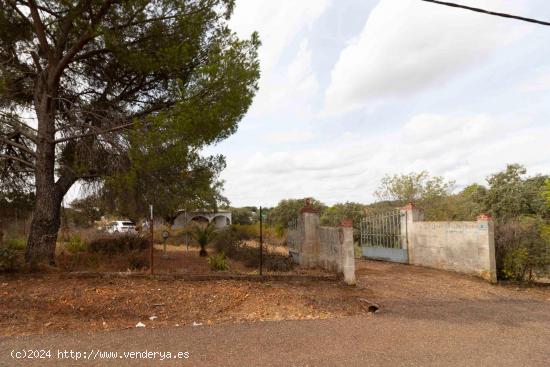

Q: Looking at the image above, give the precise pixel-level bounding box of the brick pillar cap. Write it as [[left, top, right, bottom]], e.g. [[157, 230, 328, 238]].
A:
[[477, 213, 492, 221], [300, 198, 319, 214], [339, 218, 353, 227], [402, 202, 415, 211]]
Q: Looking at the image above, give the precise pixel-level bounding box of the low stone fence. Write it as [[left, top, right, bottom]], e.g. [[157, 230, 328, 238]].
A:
[[406, 208, 496, 282], [288, 206, 356, 285], [319, 227, 342, 272]]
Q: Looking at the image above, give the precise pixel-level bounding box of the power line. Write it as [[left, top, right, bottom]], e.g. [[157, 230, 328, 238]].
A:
[[420, 0, 550, 27]]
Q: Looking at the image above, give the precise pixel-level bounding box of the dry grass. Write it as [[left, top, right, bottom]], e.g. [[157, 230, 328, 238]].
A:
[[0, 275, 363, 337]]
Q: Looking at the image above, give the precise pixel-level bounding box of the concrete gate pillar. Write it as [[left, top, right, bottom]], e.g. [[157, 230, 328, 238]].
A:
[[476, 214, 497, 283], [339, 219, 356, 285], [400, 203, 424, 264], [300, 200, 320, 268]]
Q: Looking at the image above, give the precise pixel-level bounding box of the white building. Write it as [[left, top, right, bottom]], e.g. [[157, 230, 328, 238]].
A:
[[173, 210, 232, 229]]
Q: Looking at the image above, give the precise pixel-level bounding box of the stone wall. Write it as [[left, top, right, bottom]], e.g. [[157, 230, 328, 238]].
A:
[[319, 227, 342, 273], [404, 205, 497, 282], [289, 204, 356, 285]]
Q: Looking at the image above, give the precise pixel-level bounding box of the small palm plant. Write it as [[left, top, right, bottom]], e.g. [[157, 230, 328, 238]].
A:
[[189, 224, 216, 257]]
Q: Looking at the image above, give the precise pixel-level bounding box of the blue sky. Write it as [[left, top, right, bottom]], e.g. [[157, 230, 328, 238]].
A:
[[201, 0, 550, 207]]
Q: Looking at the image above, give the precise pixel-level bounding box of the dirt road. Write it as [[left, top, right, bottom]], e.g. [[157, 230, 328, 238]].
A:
[[1, 260, 549, 366]]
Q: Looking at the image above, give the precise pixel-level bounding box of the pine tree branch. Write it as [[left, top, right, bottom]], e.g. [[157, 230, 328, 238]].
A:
[[0, 153, 36, 169], [0, 136, 36, 156], [51, 0, 118, 85], [27, 0, 53, 61], [52, 100, 175, 144], [0, 117, 39, 143], [53, 122, 135, 144]]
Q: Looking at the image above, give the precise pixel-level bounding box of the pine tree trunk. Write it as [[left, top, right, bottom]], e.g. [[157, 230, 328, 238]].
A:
[[24, 78, 72, 266], [25, 165, 75, 266], [25, 109, 62, 265], [25, 188, 62, 266]]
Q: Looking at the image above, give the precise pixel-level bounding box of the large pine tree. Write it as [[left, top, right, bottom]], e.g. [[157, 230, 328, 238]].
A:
[[0, 0, 260, 265]]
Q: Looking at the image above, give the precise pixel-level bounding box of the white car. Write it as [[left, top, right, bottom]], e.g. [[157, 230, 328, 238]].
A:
[[106, 220, 137, 235]]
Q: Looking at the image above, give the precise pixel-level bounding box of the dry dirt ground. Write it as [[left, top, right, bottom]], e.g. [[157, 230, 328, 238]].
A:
[[1, 259, 549, 338], [0, 269, 356, 337], [357, 260, 550, 324]]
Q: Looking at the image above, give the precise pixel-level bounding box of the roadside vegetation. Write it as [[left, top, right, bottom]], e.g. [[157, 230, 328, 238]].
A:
[[1, 164, 548, 281], [0, 229, 150, 273], [213, 226, 294, 272]]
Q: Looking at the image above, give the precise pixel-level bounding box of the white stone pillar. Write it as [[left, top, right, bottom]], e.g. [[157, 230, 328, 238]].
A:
[[401, 202, 423, 264], [300, 208, 320, 268], [340, 219, 356, 285], [477, 214, 497, 283]]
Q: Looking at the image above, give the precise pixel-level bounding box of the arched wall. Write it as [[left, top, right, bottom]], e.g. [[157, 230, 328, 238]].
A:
[[212, 215, 231, 228], [190, 215, 210, 223], [173, 211, 232, 229]]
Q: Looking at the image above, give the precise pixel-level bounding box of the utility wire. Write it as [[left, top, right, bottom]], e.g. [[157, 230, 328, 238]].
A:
[[420, 0, 550, 27]]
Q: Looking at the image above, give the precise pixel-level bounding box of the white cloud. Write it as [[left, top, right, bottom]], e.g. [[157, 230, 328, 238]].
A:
[[250, 39, 320, 118], [519, 72, 550, 93], [287, 40, 319, 99], [229, 1, 329, 118], [222, 113, 550, 206], [230, 0, 331, 73], [262, 129, 317, 145], [323, 0, 528, 115]]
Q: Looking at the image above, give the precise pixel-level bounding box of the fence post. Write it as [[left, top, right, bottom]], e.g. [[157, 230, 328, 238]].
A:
[[399, 208, 408, 251], [259, 206, 263, 275], [149, 205, 154, 275], [401, 203, 423, 264], [340, 219, 356, 285], [300, 199, 320, 268], [477, 214, 497, 283]]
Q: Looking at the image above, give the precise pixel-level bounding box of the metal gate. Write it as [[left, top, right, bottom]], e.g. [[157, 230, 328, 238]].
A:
[[360, 209, 409, 263]]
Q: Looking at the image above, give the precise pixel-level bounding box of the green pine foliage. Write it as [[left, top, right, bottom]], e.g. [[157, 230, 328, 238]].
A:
[[0, 0, 260, 264]]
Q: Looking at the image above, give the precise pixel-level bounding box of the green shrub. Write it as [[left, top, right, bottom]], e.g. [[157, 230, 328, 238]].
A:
[[65, 234, 87, 254], [264, 255, 293, 272], [88, 235, 149, 255], [0, 246, 19, 272], [207, 252, 229, 271], [128, 251, 149, 270], [273, 223, 285, 239], [232, 224, 258, 240], [495, 218, 550, 282], [214, 227, 256, 264], [5, 237, 26, 250], [502, 247, 529, 281]]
